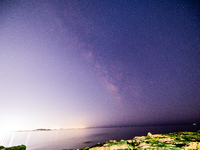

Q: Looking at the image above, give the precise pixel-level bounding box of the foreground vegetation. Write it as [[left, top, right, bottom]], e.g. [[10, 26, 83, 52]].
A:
[[0, 145, 26, 150], [75, 130, 200, 150]]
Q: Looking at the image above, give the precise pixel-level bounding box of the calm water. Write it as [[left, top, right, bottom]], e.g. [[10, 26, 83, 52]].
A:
[[0, 125, 199, 150]]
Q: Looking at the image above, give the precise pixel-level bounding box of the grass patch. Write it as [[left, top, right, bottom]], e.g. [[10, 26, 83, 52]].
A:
[[152, 142, 168, 147]]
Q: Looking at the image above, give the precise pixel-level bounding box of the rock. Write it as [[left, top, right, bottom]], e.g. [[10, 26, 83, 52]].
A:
[[158, 138, 173, 142], [147, 132, 153, 137], [152, 134, 166, 138], [88, 131, 200, 150], [138, 143, 151, 149], [197, 144, 200, 149], [109, 144, 133, 150], [127, 140, 133, 143], [109, 140, 116, 143], [184, 142, 197, 149]]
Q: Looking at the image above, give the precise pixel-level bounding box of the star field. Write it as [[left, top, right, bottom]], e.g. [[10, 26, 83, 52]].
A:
[[0, 0, 199, 131]]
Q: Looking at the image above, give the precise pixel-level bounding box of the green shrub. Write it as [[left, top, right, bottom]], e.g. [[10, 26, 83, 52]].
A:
[[4, 145, 26, 150]]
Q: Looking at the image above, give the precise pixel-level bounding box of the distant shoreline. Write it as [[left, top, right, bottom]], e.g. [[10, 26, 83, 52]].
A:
[[16, 123, 199, 132]]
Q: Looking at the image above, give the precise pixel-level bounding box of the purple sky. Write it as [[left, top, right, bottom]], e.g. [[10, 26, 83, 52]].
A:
[[0, 0, 200, 131]]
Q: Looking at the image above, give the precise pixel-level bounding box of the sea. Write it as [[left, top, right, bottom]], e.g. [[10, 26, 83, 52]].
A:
[[0, 125, 199, 150]]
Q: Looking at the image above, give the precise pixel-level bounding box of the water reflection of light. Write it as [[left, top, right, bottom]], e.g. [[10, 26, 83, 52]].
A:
[[0, 131, 10, 147], [25, 133, 31, 146], [0, 132, 7, 145], [9, 132, 15, 147]]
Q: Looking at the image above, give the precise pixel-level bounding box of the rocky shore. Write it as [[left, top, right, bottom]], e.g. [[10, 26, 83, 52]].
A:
[[77, 130, 200, 150]]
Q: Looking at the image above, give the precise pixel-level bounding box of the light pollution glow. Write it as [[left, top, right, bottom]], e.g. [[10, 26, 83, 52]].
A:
[[0, 0, 199, 132]]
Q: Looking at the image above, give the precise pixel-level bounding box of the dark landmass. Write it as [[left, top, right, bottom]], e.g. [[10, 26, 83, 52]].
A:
[[33, 128, 52, 131]]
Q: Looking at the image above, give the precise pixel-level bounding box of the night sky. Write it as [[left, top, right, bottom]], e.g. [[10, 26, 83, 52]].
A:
[[0, 0, 200, 131]]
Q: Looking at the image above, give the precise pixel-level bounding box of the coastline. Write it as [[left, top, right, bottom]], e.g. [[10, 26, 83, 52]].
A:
[[77, 130, 200, 150], [1, 130, 200, 150]]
